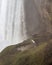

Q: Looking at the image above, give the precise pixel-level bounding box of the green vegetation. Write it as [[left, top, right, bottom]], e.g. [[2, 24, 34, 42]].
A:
[[0, 33, 52, 65]]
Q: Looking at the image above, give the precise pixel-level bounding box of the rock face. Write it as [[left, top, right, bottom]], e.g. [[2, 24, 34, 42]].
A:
[[40, 0, 52, 33]]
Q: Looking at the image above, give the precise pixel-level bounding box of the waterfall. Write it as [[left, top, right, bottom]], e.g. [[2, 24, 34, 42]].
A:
[[13, 0, 28, 43], [0, 0, 28, 51], [0, 0, 46, 51], [0, 0, 28, 44]]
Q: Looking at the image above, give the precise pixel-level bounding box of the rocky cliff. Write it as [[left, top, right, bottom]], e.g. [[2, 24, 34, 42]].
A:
[[0, 33, 52, 65]]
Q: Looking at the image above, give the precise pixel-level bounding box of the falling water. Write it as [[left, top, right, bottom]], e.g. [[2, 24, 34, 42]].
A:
[[0, 0, 46, 52], [13, 0, 28, 43], [0, 0, 28, 51], [0, 0, 28, 44]]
